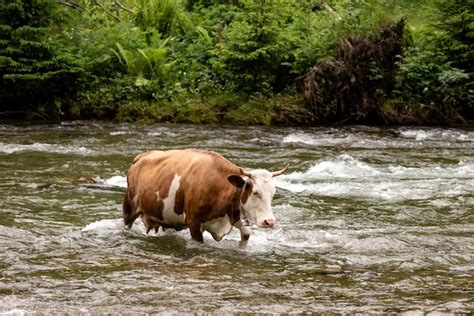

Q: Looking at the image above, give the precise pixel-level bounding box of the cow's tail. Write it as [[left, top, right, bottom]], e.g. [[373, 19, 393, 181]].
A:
[[123, 192, 141, 228]]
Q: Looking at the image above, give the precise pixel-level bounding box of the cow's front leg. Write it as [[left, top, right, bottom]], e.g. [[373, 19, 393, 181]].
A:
[[234, 219, 251, 246]]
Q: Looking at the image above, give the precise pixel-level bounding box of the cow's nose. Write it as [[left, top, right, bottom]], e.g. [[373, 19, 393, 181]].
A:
[[263, 219, 276, 228]]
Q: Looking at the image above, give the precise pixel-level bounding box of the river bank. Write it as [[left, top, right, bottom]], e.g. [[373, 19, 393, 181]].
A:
[[3, 94, 473, 128], [106, 92, 474, 127]]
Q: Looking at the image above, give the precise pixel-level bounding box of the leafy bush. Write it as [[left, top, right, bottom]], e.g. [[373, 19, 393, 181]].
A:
[[210, 0, 300, 93], [64, 2, 178, 118]]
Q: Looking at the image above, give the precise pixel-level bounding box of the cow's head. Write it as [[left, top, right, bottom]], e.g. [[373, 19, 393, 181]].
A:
[[228, 165, 288, 228]]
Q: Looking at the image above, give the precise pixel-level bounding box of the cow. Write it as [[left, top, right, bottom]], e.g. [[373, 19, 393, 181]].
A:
[[122, 149, 288, 243]]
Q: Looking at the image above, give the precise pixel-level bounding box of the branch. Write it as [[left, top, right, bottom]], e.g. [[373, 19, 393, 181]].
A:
[[114, 0, 133, 14], [93, 0, 121, 22], [321, 1, 341, 20], [57, 0, 83, 10]]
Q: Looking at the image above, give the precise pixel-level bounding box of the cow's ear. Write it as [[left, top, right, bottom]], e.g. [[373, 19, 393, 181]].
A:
[[228, 175, 246, 189]]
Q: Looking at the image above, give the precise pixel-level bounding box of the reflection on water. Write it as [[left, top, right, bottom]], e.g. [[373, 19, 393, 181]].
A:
[[0, 123, 473, 314]]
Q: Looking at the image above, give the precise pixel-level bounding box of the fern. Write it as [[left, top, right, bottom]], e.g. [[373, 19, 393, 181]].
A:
[[110, 37, 174, 81], [110, 42, 132, 73]]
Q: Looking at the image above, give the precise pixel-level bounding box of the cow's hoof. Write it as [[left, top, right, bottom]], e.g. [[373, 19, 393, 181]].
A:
[[239, 234, 250, 247], [239, 240, 249, 248]]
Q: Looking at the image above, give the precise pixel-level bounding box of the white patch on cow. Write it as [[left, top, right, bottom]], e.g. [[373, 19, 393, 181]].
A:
[[202, 214, 233, 241], [158, 174, 186, 226]]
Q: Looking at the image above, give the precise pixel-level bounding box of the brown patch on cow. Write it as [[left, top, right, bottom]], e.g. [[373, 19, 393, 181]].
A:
[[174, 186, 185, 216], [141, 169, 175, 217], [240, 181, 253, 204], [123, 191, 140, 228]]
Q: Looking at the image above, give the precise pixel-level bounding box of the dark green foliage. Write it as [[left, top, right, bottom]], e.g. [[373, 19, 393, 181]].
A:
[[0, 0, 83, 119], [436, 0, 473, 72], [394, 0, 473, 123], [211, 0, 297, 93]]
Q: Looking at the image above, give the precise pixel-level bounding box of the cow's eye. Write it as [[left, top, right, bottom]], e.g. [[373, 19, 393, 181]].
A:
[[253, 191, 259, 196]]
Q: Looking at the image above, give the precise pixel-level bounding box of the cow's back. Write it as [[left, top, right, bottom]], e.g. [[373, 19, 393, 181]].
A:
[[128, 149, 238, 190]]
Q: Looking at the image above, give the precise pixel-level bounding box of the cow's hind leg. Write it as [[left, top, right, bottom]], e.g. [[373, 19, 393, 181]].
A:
[[187, 218, 204, 243], [143, 214, 161, 234], [123, 192, 141, 228]]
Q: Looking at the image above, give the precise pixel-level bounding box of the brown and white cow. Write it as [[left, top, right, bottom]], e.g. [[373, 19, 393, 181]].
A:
[[123, 149, 288, 243]]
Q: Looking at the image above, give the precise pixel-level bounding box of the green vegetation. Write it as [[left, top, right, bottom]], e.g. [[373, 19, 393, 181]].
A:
[[0, 0, 472, 125], [0, 0, 83, 120]]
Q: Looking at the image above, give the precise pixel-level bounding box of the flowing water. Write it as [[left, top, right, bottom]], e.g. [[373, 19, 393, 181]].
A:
[[0, 122, 473, 314]]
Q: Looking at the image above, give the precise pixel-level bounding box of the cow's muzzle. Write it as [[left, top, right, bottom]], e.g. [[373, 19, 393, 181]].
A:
[[262, 218, 276, 228]]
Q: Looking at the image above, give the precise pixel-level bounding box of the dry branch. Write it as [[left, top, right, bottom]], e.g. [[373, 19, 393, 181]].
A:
[[297, 18, 406, 124]]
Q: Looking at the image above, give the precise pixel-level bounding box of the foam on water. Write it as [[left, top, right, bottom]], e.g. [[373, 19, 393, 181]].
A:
[[0, 309, 31, 316], [282, 132, 350, 147], [148, 130, 179, 138], [274, 154, 474, 201], [282, 130, 394, 148], [283, 127, 473, 149], [82, 219, 123, 233], [109, 131, 130, 136], [0, 142, 92, 155], [283, 154, 381, 181], [387, 161, 474, 179], [82, 218, 187, 241], [399, 128, 474, 142], [104, 175, 127, 188]]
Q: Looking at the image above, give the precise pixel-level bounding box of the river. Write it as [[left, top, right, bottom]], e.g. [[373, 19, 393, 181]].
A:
[[0, 122, 473, 314]]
